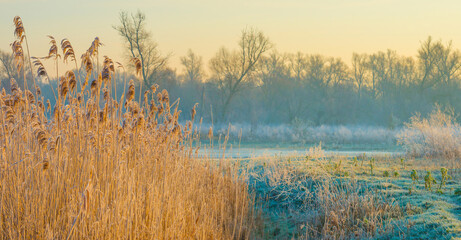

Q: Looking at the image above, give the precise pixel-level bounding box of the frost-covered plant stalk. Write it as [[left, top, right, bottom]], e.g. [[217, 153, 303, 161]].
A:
[[438, 168, 451, 193], [424, 171, 436, 191]]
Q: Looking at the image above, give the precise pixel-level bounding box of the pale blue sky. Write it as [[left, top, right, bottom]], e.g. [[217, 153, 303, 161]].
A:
[[1, 0, 461, 71]]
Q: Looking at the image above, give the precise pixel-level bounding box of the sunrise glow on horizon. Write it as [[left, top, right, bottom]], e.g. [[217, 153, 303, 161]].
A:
[[2, 0, 461, 71]]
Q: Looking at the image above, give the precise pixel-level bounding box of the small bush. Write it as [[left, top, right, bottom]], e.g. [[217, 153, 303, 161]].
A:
[[424, 171, 437, 191], [438, 167, 452, 193], [398, 105, 461, 160]]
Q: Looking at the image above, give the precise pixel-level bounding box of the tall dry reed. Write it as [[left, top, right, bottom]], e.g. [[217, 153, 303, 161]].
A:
[[0, 16, 252, 239]]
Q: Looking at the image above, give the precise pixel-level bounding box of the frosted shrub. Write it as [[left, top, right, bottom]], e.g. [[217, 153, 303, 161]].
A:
[[398, 106, 461, 159]]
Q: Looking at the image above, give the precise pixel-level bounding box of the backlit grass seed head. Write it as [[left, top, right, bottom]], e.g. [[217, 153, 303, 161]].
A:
[[46, 99, 51, 111], [37, 100, 44, 111], [59, 76, 69, 100], [35, 128, 49, 149], [101, 67, 111, 85], [208, 126, 213, 139], [126, 79, 135, 102], [191, 103, 198, 122], [131, 57, 142, 77], [161, 89, 169, 103], [77, 93, 83, 104], [26, 90, 35, 104], [32, 57, 48, 80], [13, 16, 25, 40], [172, 124, 181, 137], [88, 37, 102, 57], [151, 84, 159, 93], [5, 107, 14, 125], [156, 92, 162, 102], [149, 100, 158, 115], [11, 40, 24, 73], [81, 51, 93, 75], [90, 80, 98, 96], [65, 71, 76, 92], [10, 78, 19, 95], [61, 38, 76, 63], [42, 159, 49, 170], [103, 87, 109, 101], [144, 90, 149, 104], [44, 35, 59, 60], [157, 104, 164, 116], [99, 110, 107, 123], [102, 56, 114, 85], [103, 56, 115, 72]]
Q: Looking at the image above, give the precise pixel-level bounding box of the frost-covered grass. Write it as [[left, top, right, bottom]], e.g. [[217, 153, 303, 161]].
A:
[[240, 151, 461, 239]]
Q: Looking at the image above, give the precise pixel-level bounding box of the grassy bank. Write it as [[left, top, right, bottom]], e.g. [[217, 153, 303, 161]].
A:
[[242, 152, 461, 239]]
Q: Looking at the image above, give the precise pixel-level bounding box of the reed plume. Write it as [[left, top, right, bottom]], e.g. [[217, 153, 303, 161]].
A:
[[44, 35, 59, 60], [151, 83, 159, 93], [31, 57, 48, 79], [61, 38, 76, 63], [10, 78, 19, 95], [11, 40, 24, 74], [102, 56, 114, 85], [131, 57, 143, 104], [13, 16, 37, 92], [65, 70, 76, 92], [88, 37, 102, 57], [59, 76, 69, 101], [191, 103, 198, 122], [13, 16, 25, 40], [131, 57, 142, 76], [81, 51, 93, 89], [126, 79, 135, 103]]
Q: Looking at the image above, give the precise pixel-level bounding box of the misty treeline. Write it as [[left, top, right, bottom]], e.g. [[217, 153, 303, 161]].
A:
[[1, 12, 461, 129]]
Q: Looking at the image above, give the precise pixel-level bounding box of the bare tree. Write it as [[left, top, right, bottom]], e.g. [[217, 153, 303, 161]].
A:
[[209, 28, 271, 121], [113, 10, 169, 87], [325, 57, 349, 87], [288, 52, 308, 82], [0, 50, 14, 79], [180, 49, 205, 83], [306, 54, 327, 87], [0, 49, 21, 89], [434, 41, 461, 86], [417, 36, 440, 91], [351, 53, 368, 99]]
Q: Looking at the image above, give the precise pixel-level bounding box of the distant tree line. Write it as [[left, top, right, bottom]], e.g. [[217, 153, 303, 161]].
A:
[[176, 35, 461, 128], [2, 11, 461, 128]]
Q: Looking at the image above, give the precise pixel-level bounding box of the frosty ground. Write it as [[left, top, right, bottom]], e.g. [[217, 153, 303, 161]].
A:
[[210, 148, 461, 239]]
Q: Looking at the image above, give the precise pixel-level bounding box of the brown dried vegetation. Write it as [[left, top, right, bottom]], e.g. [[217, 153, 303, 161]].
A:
[[0, 16, 252, 240]]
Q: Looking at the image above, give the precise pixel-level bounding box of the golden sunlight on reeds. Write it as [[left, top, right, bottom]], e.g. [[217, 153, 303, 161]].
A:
[[0, 16, 252, 239]]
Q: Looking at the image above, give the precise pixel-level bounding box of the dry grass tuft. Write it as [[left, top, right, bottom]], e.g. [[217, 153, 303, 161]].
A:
[[249, 151, 403, 239]]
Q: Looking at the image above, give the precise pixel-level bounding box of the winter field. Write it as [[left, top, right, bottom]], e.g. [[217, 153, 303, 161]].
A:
[[194, 117, 461, 239], [1, 14, 461, 240]]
